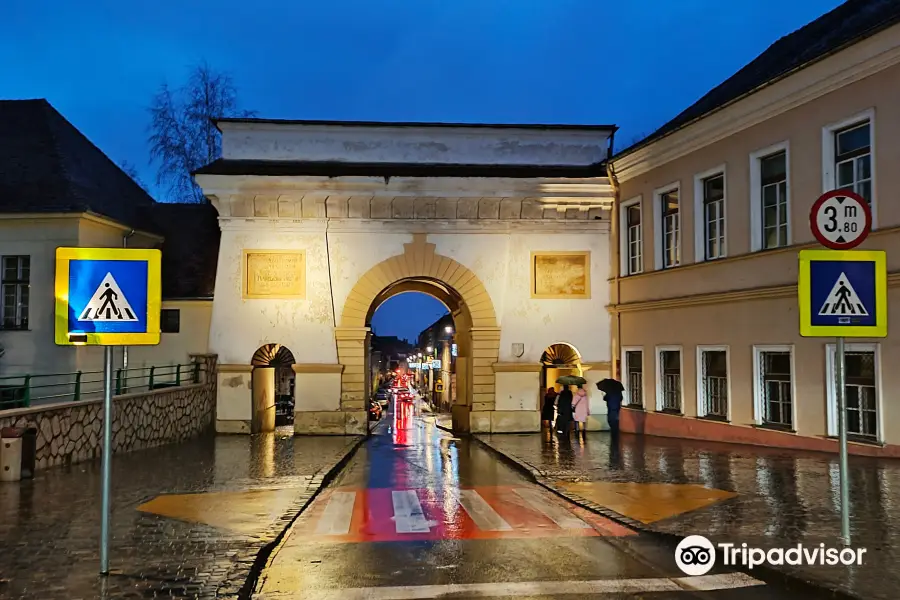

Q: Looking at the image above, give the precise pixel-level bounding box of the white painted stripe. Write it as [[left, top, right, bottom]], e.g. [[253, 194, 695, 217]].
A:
[[314, 491, 356, 535], [392, 490, 431, 533], [674, 572, 765, 591], [457, 489, 512, 531], [288, 573, 765, 599], [513, 487, 591, 529]]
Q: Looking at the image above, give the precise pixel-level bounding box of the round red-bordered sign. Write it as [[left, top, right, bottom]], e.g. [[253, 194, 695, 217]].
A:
[[809, 189, 871, 250]]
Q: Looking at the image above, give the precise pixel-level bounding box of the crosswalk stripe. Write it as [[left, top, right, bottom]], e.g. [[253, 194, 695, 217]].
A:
[[315, 491, 356, 535], [392, 490, 431, 533], [513, 487, 591, 529], [457, 489, 512, 531]]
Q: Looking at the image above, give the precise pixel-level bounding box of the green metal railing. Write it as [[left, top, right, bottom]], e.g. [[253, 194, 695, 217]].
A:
[[0, 362, 207, 411]]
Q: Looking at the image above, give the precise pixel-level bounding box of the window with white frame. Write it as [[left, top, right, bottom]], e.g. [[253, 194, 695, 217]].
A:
[[697, 347, 728, 419], [753, 346, 793, 428], [834, 122, 872, 204], [660, 189, 680, 268], [1, 255, 30, 330], [761, 151, 788, 249], [623, 348, 643, 406], [823, 110, 875, 223], [826, 344, 880, 440], [749, 142, 790, 251], [656, 348, 682, 412], [699, 173, 726, 260], [619, 198, 643, 276]]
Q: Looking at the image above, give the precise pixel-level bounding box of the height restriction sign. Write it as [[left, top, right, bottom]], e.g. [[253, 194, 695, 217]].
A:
[[809, 189, 871, 250]]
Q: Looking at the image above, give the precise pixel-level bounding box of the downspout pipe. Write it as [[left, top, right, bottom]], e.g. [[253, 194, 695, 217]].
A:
[[122, 229, 136, 378], [605, 160, 622, 381]]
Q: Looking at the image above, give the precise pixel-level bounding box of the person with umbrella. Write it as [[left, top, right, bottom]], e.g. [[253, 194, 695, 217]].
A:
[[555, 375, 585, 436], [596, 378, 625, 435]]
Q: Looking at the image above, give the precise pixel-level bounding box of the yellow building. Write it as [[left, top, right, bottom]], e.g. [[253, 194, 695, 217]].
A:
[[608, 2, 900, 456], [0, 99, 217, 382]]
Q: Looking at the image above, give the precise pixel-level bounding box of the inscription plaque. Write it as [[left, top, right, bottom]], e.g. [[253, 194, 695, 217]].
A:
[[243, 250, 306, 299], [530, 251, 591, 299]]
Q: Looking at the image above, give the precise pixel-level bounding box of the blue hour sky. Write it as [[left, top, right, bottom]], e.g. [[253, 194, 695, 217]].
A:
[[1, 0, 843, 341]]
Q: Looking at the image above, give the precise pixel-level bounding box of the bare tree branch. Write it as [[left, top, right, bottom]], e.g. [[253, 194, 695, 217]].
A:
[[147, 62, 255, 203], [118, 160, 149, 193]]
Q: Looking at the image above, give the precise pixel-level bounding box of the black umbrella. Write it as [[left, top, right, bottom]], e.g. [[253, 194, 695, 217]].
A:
[[596, 378, 624, 393]]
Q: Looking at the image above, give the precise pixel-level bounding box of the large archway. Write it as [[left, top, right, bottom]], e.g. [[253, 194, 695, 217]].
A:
[[336, 234, 500, 433]]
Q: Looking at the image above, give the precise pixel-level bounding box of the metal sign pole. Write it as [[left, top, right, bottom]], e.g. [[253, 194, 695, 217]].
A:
[[805, 190, 873, 549], [835, 335, 850, 545], [100, 345, 114, 574]]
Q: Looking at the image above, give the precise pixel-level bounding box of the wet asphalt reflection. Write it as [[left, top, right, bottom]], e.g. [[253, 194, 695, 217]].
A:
[[256, 401, 824, 599]]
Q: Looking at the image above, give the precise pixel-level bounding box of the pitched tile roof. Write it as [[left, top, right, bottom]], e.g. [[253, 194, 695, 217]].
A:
[[0, 98, 156, 226], [141, 203, 220, 299], [615, 0, 900, 159]]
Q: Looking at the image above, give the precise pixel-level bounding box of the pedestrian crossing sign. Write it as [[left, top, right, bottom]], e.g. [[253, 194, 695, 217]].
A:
[[55, 247, 162, 346], [798, 249, 887, 338]]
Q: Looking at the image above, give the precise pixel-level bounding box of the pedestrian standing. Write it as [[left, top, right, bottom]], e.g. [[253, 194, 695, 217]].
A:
[[572, 387, 589, 434], [604, 388, 622, 435], [556, 387, 574, 436], [541, 387, 557, 429]]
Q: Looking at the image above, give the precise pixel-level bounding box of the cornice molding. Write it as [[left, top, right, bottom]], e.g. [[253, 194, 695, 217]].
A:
[[0, 211, 163, 241], [609, 272, 900, 314], [196, 173, 613, 200], [612, 26, 900, 181], [217, 217, 610, 234], [492, 362, 543, 373], [292, 363, 344, 374], [607, 225, 900, 284]]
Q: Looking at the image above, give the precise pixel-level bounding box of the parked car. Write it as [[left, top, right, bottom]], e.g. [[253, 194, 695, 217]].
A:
[[374, 388, 390, 407]]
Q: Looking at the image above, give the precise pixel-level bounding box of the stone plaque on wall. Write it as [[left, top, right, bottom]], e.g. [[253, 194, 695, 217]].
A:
[[243, 250, 306, 299], [530, 251, 591, 299]]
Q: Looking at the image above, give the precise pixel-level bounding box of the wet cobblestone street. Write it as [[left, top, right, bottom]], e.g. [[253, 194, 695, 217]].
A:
[[0, 432, 362, 599], [477, 431, 900, 600]]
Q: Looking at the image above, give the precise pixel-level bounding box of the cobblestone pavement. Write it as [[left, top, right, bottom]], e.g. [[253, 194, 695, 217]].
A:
[[477, 431, 900, 600], [0, 432, 362, 599]]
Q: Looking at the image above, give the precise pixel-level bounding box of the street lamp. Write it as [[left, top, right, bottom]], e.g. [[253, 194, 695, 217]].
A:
[[445, 326, 453, 334], [426, 346, 433, 353]]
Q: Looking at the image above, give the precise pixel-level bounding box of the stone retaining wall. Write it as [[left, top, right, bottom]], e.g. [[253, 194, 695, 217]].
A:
[[0, 356, 217, 470]]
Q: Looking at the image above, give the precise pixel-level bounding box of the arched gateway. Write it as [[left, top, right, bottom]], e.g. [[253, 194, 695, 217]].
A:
[[195, 118, 616, 435]]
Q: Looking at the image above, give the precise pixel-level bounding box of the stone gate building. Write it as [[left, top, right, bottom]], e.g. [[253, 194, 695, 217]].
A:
[[194, 119, 616, 434]]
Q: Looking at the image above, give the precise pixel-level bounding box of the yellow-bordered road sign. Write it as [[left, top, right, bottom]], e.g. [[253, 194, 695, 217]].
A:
[[55, 247, 162, 346], [798, 249, 887, 337]]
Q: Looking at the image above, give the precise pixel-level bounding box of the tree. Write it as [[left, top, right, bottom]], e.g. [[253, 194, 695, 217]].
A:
[[119, 160, 149, 193], [148, 62, 255, 203]]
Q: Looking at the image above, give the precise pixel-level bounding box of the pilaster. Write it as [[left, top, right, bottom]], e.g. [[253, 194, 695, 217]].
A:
[[470, 327, 501, 412], [334, 327, 370, 410]]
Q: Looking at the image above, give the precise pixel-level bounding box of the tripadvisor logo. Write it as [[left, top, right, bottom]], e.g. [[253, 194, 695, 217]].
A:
[[675, 535, 867, 576]]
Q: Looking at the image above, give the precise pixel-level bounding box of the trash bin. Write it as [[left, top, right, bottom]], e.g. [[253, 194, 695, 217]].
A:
[[20, 427, 37, 479], [0, 428, 23, 482]]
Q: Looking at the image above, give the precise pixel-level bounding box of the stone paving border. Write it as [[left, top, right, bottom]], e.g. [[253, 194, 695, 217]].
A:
[[241, 433, 368, 599], [456, 430, 861, 600]]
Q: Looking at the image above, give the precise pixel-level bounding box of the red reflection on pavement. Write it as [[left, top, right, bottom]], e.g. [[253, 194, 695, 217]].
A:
[[392, 402, 413, 446], [290, 485, 634, 544]]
